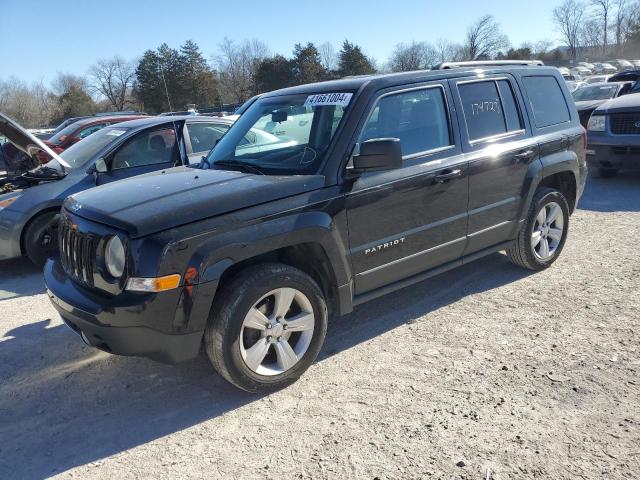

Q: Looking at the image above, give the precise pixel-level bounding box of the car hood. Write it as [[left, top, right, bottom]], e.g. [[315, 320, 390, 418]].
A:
[[0, 113, 71, 168], [575, 100, 606, 112], [594, 93, 640, 114], [65, 166, 325, 238]]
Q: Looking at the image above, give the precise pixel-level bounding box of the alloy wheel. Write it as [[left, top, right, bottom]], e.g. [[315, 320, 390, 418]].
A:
[[532, 201, 564, 260], [240, 287, 315, 376]]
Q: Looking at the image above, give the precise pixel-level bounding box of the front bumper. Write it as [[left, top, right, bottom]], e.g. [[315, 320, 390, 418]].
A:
[[44, 258, 204, 363], [587, 133, 640, 171]]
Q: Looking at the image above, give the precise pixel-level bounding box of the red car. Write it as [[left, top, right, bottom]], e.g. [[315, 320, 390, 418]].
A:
[[37, 115, 146, 163]]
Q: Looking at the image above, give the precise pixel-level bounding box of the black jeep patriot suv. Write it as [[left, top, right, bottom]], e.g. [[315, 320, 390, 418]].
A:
[[45, 62, 587, 392]]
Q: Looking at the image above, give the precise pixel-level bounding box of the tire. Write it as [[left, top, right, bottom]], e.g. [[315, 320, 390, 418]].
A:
[[598, 168, 619, 178], [23, 211, 60, 268], [506, 188, 570, 271], [204, 263, 328, 393]]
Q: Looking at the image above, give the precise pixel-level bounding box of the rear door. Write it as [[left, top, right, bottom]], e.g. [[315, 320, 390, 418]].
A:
[[96, 124, 183, 185], [345, 82, 469, 295], [450, 75, 539, 255]]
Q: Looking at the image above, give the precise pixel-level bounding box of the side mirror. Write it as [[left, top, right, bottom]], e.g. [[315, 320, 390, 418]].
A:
[[87, 157, 108, 175], [351, 138, 402, 173]]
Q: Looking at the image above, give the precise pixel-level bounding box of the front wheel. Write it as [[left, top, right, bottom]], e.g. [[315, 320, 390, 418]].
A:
[[23, 211, 60, 268], [507, 188, 570, 271], [204, 263, 328, 393]]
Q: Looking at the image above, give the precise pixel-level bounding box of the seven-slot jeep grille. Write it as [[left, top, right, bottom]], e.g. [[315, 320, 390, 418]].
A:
[[59, 215, 97, 287]]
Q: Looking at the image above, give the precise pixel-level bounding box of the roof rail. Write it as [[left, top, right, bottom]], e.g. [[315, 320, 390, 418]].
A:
[[433, 60, 544, 70]]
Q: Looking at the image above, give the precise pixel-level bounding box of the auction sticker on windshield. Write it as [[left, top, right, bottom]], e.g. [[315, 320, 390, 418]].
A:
[[106, 129, 126, 137], [304, 93, 353, 107]]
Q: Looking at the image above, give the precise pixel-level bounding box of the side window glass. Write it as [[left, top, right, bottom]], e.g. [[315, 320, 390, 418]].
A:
[[458, 81, 507, 140], [497, 80, 523, 132], [360, 87, 451, 158], [112, 127, 177, 170], [522, 76, 571, 128], [79, 124, 106, 139], [187, 123, 228, 153]]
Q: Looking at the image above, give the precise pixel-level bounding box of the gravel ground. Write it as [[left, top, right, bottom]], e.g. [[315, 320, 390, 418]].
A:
[[1, 175, 639, 480]]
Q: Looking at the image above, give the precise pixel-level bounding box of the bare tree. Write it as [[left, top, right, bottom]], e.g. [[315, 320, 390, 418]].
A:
[[388, 41, 438, 72], [581, 18, 605, 54], [532, 39, 554, 58], [463, 15, 510, 60], [614, 0, 628, 48], [214, 38, 269, 103], [434, 38, 465, 63], [318, 42, 338, 71], [591, 0, 614, 53], [553, 0, 585, 59], [88, 57, 136, 111], [0, 77, 57, 127]]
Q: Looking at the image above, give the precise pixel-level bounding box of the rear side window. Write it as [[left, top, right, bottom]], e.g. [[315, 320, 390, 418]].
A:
[[458, 80, 523, 141], [187, 123, 229, 154], [522, 76, 571, 128], [360, 87, 451, 157]]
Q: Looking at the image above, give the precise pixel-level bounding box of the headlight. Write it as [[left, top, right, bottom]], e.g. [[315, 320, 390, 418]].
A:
[[0, 194, 21, 211], [104, 236, 125, 278], [587, 115, 606, 131]]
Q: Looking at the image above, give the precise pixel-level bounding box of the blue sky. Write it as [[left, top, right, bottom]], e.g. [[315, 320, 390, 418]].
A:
[[1, 0, 563, 84]]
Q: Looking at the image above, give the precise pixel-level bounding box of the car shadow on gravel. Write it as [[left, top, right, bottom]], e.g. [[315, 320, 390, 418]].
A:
[[0, 257, 45, 301], [0, 252, 534, 479], [579, 172, 640, 212]]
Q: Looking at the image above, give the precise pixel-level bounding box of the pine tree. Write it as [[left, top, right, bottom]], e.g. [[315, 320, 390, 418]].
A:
[[291, 43, 326, 85], [338, 40, 376, 77]]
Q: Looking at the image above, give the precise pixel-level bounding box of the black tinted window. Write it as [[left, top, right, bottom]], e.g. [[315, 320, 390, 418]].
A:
[[458, 82, 498, 140], [522, 76, 571, 128], [361, 87, 451, 157], [497, 80, 523, 132]]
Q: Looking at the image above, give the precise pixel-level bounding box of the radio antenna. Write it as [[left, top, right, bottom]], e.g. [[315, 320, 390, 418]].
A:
[[159, 63, 173, 112]]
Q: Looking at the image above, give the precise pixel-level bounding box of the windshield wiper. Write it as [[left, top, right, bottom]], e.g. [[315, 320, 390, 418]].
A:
[[214, 159, 265, 175]]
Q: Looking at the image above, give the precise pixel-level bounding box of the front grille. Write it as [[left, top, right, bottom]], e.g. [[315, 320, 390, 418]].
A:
[[610, 114, 640, 135], [59, 216, 97, 287]]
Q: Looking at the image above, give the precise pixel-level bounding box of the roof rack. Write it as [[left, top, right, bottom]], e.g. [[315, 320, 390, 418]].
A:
[[433, 60, 544, 70]]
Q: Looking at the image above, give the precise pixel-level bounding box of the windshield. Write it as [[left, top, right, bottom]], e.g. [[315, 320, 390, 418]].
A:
[[572, 85, 617, 101], [48, 126, 130, 169], [207, 92, 353, 174]]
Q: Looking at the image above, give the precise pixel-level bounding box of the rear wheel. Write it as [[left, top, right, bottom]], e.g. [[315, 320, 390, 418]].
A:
[[23, 211, 60, 268], [507, 188, 570, 271], [204, 263, 328, 393]]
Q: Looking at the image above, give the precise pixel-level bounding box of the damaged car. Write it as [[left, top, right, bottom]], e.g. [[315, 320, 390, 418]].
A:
[[0, 113, 236, 267]]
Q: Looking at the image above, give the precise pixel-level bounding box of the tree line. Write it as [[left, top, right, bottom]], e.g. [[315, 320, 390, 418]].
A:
[[2, 8, 640, 128]]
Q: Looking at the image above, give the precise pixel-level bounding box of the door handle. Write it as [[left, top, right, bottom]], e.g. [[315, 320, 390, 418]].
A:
[[434, 168, 462, 183], [513, 150, 535, 162]]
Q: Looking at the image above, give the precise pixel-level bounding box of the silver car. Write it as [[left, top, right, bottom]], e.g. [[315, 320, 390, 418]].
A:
[[0, 114, 235, 266]]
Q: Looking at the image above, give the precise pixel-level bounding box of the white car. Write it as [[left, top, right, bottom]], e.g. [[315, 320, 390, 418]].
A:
[[592, 63, 617, 74], [607, 59, 634, 71], [570, 66, 592, 78], [585, 75, 611, 84]]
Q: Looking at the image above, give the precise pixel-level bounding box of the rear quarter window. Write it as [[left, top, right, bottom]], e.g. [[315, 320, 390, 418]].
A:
[[522, 76, 571, 128]]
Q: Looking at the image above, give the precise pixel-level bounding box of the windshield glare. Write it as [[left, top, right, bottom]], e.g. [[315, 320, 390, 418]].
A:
[[207, 92, 352, 174], [49, 126, 129, 169], [572, 85, 617, 101]]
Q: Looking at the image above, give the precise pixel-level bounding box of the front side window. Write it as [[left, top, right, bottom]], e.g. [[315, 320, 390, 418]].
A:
[[187, 123, 229, 154], [522, 76, 571, 128], [458, 79, 523, 141], [360, 87, 451, 157], [111, 127, 178, 170], [208, 92, 353, 174]]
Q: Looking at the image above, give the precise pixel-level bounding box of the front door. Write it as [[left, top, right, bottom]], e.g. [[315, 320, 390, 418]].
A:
[[346, 83, 469, 295], [96, 125, 182, 185]]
